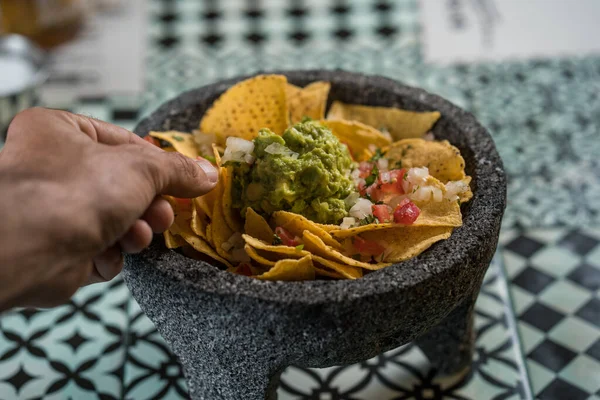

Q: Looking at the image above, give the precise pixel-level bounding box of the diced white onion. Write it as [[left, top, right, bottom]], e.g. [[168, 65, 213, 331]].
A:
[[243, 154, 255, 164], [221, 137, 255, 164], [379, 171, 391, 183], [377, 158, 389, 171], [344, 192, 360, 208], [340, 217, 357, 230], [445, 180, 468, 200], [411, 186, 433, 202], [407, 167, 429, 185], [264, 143, 299, 159], [349, 198, 373, 220], [432, 187, 443, 202]]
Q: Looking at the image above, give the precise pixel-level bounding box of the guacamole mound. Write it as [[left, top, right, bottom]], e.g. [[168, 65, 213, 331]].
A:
[[230, 121, 355, 224]]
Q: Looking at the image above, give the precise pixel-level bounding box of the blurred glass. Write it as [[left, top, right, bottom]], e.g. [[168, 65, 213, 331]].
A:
[[0, 0, 86, 49]]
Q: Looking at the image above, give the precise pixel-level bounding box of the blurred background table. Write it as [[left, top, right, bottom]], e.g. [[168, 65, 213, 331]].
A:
[[1, 1, 599, 399]]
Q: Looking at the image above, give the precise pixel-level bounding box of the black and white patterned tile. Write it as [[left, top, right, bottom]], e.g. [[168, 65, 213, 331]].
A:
[[501, 228, 600, 399]]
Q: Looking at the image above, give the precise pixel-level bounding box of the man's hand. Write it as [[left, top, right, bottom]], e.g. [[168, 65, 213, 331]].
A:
[[0, 108, 218, 311]]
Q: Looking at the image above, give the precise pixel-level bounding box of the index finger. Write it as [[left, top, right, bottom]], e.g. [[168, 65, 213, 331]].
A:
[[74, 113, 158, 148]]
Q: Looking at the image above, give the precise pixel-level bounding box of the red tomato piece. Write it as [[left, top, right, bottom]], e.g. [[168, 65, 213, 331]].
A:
[[275, 227, 300, 247], [372, 204, 392, 223], [393, 199, 421, 225], [379, 168, 407, 194], [353, 236, 385, 256]]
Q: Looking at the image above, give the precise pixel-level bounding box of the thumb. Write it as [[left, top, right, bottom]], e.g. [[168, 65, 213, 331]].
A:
[[142, 150, 219, 198]]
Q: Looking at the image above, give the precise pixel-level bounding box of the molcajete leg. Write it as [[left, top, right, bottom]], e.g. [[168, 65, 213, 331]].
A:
[[414, 290, 478, 376]]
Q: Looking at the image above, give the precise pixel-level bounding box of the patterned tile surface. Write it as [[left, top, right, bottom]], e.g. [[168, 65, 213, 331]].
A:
[[501, 228, 600, 399], [1, 0, 600, 399]]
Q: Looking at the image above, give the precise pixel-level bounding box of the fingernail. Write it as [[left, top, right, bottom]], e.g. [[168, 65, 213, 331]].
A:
[[196, 157, 219, 183]]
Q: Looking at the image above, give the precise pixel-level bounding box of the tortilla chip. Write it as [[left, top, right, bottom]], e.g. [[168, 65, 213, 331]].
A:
[[272, 211, 342, 251], [200, 75, 289, 145], [312, 255, 363, 279], [149, 131, 199, 159], [242, 234, 310, 258], [318, 120, 391, 160], [170, 219, 232, 268], [385, 139, 466, 182], [255, 255, 315, 281], [210, 168, 235, 261], [164, 230, 186, 249], [222, 166, 243, 232], [302, 231, 390, 270], [357, 226, 453, 263], [212, 143, 222, 165], [327, 101, 441, 141], [206, 223, 214, 246], [244, 244, 277, 267], [191, 200, 208, 239], [286, 81, 331, 124], [245, 208, 274, 243]]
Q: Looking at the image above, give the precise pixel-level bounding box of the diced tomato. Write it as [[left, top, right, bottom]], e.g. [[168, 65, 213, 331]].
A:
[[353, 236, 385, 256], [358, 161, 374, 178], [393, 199, 421, 225], [379, 168, 406, 194], [372, 204, 392, 223], [144, 135, 160, 147], [238, 263, 252, 276], [275, 227, 301, 247]]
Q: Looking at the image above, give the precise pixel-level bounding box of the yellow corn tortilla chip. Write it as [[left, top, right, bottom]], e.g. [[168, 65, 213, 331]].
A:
[[170, 219, 232, 268], [312, 255, 363, 279], [318, 119, 391, 160], [245, 208, 274, 243], [385, 138, 466, 183], [210, 168, 236, 262], [194, 196, 213, 220], [302, 231, 391, 270], [200, 74, 289, 144], [286, 81, 331, 124], [357, 226, 453, 263], [164, 230, 186, 249], [221, 166, 243, 232], [212, 143, 222, 165], [149, 131, 200, 159], [255, 255, 315, 281], [191, 200, 208, 239], [244, 244, 277, 267], [206, 223, 214, 246], [242, 234, 310, 258], [327, 101, 441, 141], [272, 211, 342, 251]]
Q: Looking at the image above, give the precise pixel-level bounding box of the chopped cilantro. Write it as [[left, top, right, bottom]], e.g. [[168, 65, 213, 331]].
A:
[[172, 135, 184, 142], [365, 164, 379, 187], [369, 148, 386, 162], [403, 171, 408, 180], [272, 234, 282, 245], [204, 155, 216, 164], [359, 215, 379, 226], [413, 186, 419, 193], [295, 244, 304, 251]]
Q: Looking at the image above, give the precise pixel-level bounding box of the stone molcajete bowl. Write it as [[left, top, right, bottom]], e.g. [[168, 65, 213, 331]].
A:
[[123, 70, 507, 400]]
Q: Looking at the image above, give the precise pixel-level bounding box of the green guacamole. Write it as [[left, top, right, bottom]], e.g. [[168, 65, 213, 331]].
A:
[[228, 122, 355, 224]]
